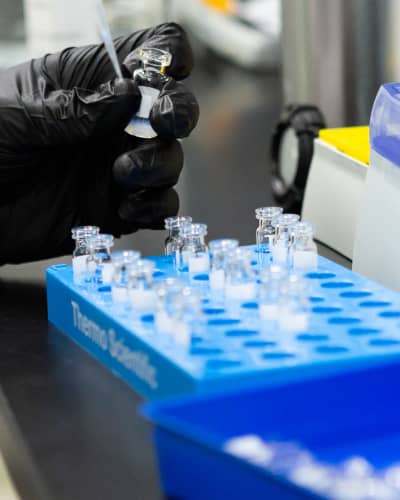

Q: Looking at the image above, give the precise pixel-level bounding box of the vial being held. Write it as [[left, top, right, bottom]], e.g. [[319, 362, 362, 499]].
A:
[[291, 222, 318, 270], [71, 226, 99, 285], [125, 48, 172, 139], [209, 239, 239, 292], [180, 223, 210, 274], [128, 259, 157, 313], [111, 250, 141, 305], [272, 213, 300, 266], [164, 216, 192, 268], [86, 234, 114, 290], [225, 248, 257, 301], [255, 207, 283, 265]]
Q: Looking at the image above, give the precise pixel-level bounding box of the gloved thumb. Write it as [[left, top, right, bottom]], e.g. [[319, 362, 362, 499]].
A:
[[23, 78, 141, 146]]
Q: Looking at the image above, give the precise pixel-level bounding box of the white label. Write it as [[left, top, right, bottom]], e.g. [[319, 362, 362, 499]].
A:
[[272, 245, 288, 264], [102, 263, 114, 284], [112, 287, 128, 303], [173, 321, 191, 346], [155, 310, 174, 335], [210, 269, 225, 290], [279, 313, 309, 332], [225, 283, 256, 301], [72, 255, 87, 275], [259, 303, 279, 321], [189, 253, 210, 273], [293, 251, 318, 270], [129, 289, 156, 311], [137, 86, 160, 118]]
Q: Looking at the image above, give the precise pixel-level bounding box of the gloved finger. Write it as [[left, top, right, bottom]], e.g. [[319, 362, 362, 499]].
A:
[[118, 187, 179, 230], [119, 23, 194, 81], [113, 139, 183, 191], [150, 79, 200, 139], [20, 78, 141, 146]]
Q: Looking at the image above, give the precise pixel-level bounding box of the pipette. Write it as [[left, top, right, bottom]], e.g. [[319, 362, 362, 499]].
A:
[[96, 0, 123, 79]]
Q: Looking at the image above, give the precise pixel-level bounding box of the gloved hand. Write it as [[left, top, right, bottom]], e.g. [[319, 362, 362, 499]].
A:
[[0, 22, 199, 265]]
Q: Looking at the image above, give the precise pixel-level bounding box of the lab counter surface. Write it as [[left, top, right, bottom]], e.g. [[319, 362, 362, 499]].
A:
[[0, 59, 350, 500]]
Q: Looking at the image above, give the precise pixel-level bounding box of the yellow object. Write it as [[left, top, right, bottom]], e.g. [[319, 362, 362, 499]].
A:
[[319, 126, 369, 165], [201, 0, 236, 14]]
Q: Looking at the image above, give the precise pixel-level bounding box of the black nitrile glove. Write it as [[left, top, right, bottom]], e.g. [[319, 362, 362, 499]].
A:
[[0, 22, 199, 265]]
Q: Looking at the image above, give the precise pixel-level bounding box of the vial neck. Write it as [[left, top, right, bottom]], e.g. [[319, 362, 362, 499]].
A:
[[75, 238, 88, 251], [258, 217, 275, 227], [170, 227, 183, 238]]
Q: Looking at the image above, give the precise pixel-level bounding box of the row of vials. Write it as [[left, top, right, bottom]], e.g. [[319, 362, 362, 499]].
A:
[[69, 208, 318, 345]]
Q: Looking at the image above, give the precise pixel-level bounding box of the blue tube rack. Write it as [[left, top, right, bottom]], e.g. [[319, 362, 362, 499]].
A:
[[46, 247, 400, 400]]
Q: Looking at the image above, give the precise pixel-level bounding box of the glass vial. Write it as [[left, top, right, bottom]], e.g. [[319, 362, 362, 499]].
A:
[[272, 213, 300, 266], [154, 278, 185, 336], [291, 222, 318, 270], [164, 216, 192, 269], [111, 250, 141, 304], [128, 259, 156, 312], [278, 274, 310, 332], [180, 223, 210, 274], [255, 207, 283, 254], [71, 225, 99, 285], [259, 265, 288, 322], [225, 248, 257, 301], [209, 239, 239, 291], [125, 48, 172, 139], [86, 234, 115, 287], [172, 287, 204, 346]]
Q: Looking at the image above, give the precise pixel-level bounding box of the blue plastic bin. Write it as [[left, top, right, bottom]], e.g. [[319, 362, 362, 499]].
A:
[[143, 361, 400, 499]]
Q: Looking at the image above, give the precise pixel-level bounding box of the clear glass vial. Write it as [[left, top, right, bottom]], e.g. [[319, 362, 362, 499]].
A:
[[278, 274, 310, 332], [172, 287, 204, 346], [255, 207, 283, 253], [125, 48, 172, 139], [86, 234, 115, 286], [154, 278, 185, 335], [180, 223, 210, 273], [209, 239, 239, 291], [71, 225, 99, 283], [111, 250, 141, 303], [258, 265, 288, 321], [164, 216, 192, 267], [225, 248, 257, 301], [272, 213, 300, 266], [128, 259, 156, 312], [291, 222, 318, 270]]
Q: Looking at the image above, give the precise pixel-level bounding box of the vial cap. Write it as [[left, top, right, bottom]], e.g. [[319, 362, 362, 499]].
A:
[[209, 239, 239, 253], [226, 247, 253, 262], [87, 234, 114, 249], [291, 221, 315, 237], [112, 250, 141, 264], [130, 258, 155, 275], [255, 207, 283, 220], [155, 278, 184, 297], [181, 223, 208, 237], [71, 225, 99, 240], [274, 213, 300, 228], [164, 216, 192, 230]]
